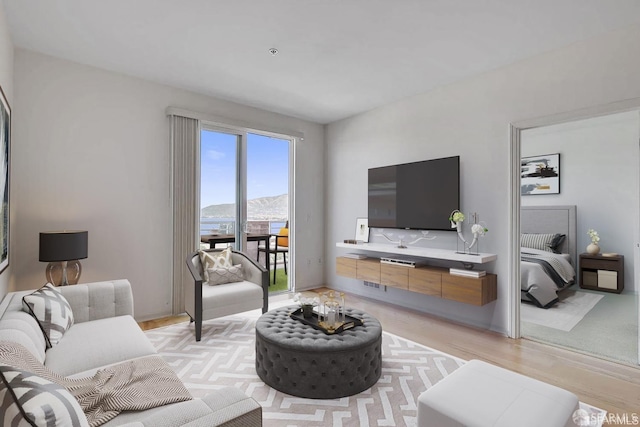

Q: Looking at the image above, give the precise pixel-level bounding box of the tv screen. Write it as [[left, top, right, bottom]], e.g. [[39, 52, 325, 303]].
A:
[[368, 156, 460, 231]]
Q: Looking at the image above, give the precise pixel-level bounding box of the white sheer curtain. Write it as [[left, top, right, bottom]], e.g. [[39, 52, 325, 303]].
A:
[[169, 114, 199, 315]]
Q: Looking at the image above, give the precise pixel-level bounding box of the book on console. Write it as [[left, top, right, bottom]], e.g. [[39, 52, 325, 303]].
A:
[[449, 268, 486, 278], [343, 253, 368, 259]]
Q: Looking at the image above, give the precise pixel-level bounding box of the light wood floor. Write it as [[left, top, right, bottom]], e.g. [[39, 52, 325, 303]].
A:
[[139, 287, 640, 416]]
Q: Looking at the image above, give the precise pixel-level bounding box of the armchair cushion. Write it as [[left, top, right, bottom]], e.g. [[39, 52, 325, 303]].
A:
[[201, 281, 264, 320], [199, 248, 233, 282], [206, 264, 244, 286], [22, 284, 74, 348]]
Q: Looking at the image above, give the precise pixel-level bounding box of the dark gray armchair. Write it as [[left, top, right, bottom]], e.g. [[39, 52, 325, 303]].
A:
[[186, 248, 269, 341]]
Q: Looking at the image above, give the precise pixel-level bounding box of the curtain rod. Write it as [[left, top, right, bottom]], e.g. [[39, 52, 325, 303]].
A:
[[166, 107, 305, 140]]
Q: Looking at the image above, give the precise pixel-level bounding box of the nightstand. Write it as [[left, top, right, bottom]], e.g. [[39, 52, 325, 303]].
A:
[[579, 253, 624, 293]]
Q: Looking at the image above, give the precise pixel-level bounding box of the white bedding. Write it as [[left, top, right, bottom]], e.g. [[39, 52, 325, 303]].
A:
[[521, 248, 576, 308]]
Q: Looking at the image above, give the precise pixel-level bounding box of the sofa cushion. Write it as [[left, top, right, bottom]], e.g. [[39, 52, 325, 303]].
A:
[[206, 264, 244, 286], [58, 280, 134, 323], [0, 363, 89, 427], [0, 292, 48, 363], [22, 284, 74, 348], [101, 387, 261, 427], [45, 315, 156, 377]]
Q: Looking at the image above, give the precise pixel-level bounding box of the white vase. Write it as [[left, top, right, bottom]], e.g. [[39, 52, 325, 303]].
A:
[[586, 243, 600, 255]]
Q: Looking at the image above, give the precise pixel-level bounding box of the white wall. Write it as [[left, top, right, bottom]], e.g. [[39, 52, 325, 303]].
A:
[[12, 49, 325, 320], [522, 111, 639, 293], [0, 4, 13, 297], [325, 24, 640, 335]]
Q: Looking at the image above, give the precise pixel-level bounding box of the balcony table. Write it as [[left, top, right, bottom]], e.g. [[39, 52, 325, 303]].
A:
[[200, 233, 271, 271]]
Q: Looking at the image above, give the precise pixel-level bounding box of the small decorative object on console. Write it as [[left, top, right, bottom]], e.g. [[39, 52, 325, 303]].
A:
[[586, 228, 600, 255], [355, 218, 370, 242], [450, 211, 488, 255], [375, 229, 436, 249]]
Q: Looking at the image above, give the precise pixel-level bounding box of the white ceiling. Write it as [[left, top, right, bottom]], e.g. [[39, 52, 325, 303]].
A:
[[4, 1, 640, 124]]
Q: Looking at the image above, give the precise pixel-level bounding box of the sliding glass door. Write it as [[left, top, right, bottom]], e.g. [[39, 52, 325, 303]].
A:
[[200, 127, 292, 292]]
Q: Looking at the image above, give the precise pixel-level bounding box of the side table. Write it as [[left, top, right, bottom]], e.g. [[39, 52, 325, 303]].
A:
[[579, 253, 624, 293]]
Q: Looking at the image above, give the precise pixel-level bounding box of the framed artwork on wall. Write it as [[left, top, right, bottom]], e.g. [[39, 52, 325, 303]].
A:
[[521, 153, 560, 195], [0, 85, 9, 274], [355, 218, 369, 242]]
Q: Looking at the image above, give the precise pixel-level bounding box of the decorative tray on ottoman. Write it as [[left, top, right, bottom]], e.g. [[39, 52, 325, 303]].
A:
[[290, 308, 364, 335]]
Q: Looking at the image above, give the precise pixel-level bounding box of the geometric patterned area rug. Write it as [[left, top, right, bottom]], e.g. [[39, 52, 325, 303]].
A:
[[144, 305, 605, 427]]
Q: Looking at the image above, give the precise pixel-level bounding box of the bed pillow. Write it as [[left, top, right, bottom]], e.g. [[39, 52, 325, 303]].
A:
[[22, 284, 74, 348], [206, 264, 244, 286], [199, 247, 233, 282], [549, 233, 566, 253], [0, 364, 89, 427], [521, 233, 563, 253]]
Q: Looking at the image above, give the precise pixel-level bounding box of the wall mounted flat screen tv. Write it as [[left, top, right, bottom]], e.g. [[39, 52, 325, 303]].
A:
[[368, 156, 460, 231]]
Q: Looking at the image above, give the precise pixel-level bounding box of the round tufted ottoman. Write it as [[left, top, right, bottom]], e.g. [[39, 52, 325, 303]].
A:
[[255, 305, 382, 399]]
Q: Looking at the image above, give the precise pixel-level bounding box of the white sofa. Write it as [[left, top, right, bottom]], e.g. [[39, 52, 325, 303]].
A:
[[0, 279, 262, 426]]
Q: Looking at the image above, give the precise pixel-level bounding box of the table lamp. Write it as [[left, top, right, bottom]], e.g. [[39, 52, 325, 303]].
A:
[[39, 231, 88, 286]]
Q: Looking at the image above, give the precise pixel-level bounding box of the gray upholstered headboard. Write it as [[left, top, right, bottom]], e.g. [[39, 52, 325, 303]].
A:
[[521, 205, 577, 264]]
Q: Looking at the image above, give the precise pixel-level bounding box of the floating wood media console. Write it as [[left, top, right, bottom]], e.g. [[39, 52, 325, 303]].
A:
[[335, 243, 498, 306]]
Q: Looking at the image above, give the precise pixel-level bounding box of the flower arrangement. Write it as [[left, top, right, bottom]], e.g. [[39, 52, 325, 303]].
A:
[[587, 229, 600, 245], [293, 293, 319, 307], [449, 211, 465, 224], [293, 293, 319, 317], [449, 210, 488, 254], [471, 223, 489, 235]]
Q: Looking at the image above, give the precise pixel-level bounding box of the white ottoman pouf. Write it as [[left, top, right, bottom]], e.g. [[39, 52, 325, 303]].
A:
[[417, 360, 579, 427]]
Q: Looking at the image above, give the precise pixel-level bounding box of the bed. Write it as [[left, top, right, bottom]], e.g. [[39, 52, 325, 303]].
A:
[[521, 205, 577, 308]]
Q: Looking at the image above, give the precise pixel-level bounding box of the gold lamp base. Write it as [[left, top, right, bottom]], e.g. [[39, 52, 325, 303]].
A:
[[45, 260, 82, 286]]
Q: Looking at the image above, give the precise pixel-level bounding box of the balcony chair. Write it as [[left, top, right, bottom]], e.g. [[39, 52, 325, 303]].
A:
[[186, 248, 269, 341], [257, 224, 288, 285]]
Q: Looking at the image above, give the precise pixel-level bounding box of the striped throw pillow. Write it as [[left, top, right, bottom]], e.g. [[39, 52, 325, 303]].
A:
[[521, 233, 557, 253], [0, 364, 88, 427]]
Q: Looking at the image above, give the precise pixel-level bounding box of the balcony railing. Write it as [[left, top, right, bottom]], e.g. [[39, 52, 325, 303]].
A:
[[200, 219, 287, 236]]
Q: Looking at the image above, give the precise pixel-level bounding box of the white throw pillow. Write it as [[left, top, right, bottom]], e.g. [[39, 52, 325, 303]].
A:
[[206, 264, 244, 286], [22, 283, 74, 348], [0, 364, 89, 427], [199, 248, 233, 282]]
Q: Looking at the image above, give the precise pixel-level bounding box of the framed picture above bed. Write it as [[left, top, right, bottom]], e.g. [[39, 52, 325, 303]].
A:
[[521, 153, 560, 195]]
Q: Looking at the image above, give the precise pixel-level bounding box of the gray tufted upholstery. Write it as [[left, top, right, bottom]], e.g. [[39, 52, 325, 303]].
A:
[[255, 305, 382, 399]]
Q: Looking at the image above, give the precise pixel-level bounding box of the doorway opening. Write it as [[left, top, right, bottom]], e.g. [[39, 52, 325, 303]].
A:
[[513, 110, 639, 366]]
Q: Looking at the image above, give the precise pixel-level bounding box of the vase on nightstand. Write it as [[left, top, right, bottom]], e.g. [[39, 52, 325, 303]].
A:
[[586, 243, 600, 255]]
